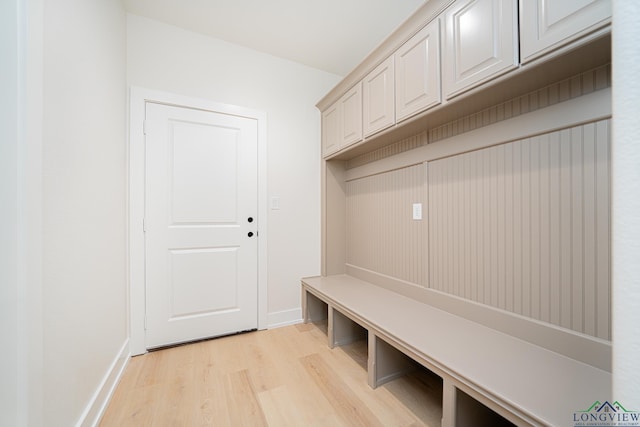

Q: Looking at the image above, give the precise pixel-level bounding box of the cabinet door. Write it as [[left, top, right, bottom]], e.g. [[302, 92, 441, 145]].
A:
[[520, 0, 611, 63], [340, 82, 363, 148], [363, 56, 395, 137], [322, 102, 341, 157], [443, 0, 518, 99], [395, 18, 441, 123]]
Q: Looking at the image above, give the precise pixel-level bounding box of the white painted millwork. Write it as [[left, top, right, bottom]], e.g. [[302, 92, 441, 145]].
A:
[[442, 0, 519, 98], [363, 56, 395, 137], [394, 18, 442, 122], [317, 79, 612, 425], [302, 276, 611, 427], [321, 102, 340, 156], [428, 120, 611, 340], [144, 102, 258, 349], [313, 0, 620, 421], [520, 0, 612, 63], [318, 0, 611, 161], [340, 82, 363, 147], [322, 82, 363, 157]]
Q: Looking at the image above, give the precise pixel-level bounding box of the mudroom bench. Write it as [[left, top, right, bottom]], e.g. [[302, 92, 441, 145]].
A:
[[301, 275, 611, 427]]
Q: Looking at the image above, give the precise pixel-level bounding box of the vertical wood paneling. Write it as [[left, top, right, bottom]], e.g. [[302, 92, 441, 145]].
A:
[[346, 165, 426, 287], [497, 145, 506, 310], [490, 147, 498, 307], [448, 157, 454, 293], [531, 136, 541, 320], [345, 65, 611, 170], [427, 120, 611, 340], [464, 153, 472, 300], [559, 129, 572, 331], [539, 134, 551, 323], [428, 64, 611, 145], [504, 143, 514, 312], [583, 123, 597, 337], [521, 139, 532, 317], [346, 131, 427, 169], [595, 121, 610, 340], [549, 132, 561, 326], [512, 140, 523, 314], [571, 127, 584, 332], [482, 148, 491, 305]]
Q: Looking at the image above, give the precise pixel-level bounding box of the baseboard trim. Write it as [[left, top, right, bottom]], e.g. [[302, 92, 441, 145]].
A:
[[76, 338, 130, 427], [267, 308, 303, 329]]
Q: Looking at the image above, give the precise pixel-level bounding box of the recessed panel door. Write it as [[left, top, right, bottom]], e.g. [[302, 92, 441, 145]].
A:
[[520, 0, 611, 62], [443, 0, 518, 98], [395, 18, 442, 122], [144, 102, 258, 349], [363, 56, 395, 137]]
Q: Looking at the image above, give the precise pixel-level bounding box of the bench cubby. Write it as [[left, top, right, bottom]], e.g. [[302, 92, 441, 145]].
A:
[[301, 274, 610, 426], [330, 306, 367, 348], [455, 389, 515, 427], [303, 289, 328, 324]]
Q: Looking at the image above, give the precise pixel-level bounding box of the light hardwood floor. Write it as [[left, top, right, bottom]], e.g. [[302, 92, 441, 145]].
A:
[[101, 322, 443, 426]]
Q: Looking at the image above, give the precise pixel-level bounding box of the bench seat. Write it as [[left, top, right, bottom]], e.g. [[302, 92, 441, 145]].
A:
[[301, 274, 611, 427]]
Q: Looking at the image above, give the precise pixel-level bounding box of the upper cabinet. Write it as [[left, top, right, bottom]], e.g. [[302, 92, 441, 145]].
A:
[[322, 82, 363, 157], [520, 0, 611, 63], [363, 57, 395, 137], [395, 18, 442, 123], [340, 82, 363, 147], [321, 102, 341, 156], [442, 0, 518, 99], [317, 0, 611, 159]]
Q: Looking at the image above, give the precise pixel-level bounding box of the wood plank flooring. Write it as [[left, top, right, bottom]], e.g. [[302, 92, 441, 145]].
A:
[[100, 322, 442, 426]]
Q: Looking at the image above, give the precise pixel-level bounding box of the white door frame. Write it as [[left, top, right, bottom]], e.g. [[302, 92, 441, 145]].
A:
[[128, 87, 268, 355]]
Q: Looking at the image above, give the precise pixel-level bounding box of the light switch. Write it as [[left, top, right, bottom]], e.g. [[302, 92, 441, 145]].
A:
[[412, 203, 422, 220], [271, 196, 281, 210]]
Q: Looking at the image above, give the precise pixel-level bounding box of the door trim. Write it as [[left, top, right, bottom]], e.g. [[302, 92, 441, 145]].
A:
[[128, 87, 268, 355]]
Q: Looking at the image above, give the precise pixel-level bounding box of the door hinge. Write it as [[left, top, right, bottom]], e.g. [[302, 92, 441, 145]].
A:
[[143, 119, 147, 135], [143, 218, 146, 233], [144, 314, 147, 330]]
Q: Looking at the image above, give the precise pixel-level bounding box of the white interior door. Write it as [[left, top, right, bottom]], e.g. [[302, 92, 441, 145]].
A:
[[144, 102, 258, 349]]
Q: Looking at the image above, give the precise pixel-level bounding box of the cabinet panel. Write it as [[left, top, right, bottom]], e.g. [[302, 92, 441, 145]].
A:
[[322, 102, 341, 156], [520, 0, 611, 63], [322, 83, 363, 158], [443, 0, 518, 99], [340, 82, 363, 147], [363, 57, 395, 137], [395, 18, 442, 123]]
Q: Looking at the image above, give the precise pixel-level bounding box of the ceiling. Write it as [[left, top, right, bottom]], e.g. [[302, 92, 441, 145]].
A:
[[123, 0, 426, 76]]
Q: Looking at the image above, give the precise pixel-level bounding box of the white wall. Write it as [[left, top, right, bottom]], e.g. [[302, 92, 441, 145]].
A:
[[1, 0, 44, 424], [41, 0, 128, 425], [612, 0, 640, 408], [127, 14, 341, 326], [1, 0, 21, 424]]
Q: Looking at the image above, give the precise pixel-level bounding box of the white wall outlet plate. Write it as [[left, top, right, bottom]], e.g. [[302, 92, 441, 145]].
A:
[[412, 203, 422, 220]]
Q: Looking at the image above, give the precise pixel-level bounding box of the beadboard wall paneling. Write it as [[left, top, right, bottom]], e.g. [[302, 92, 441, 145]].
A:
[[346, 64, 611, 169], [429, 64, 610, 143], [346, 164, 427, 287], [347, 131, 427, 169], [428, 119, 611, 340]]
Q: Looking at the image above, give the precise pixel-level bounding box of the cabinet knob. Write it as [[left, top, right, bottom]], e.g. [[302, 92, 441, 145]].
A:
[[248, 232, 254, 237]]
